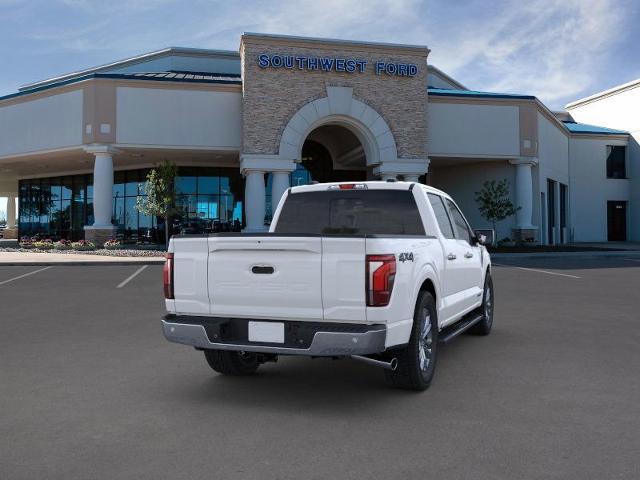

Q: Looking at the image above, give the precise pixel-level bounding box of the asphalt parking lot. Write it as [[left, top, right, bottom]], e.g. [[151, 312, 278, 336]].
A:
[[1, 257, 640, 479]]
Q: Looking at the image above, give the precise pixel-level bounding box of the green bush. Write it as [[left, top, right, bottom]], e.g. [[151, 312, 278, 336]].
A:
[[71, 240, 96, 251]]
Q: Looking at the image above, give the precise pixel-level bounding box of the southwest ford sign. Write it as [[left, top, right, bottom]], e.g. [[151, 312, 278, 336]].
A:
[[257, 54, 418, 77]]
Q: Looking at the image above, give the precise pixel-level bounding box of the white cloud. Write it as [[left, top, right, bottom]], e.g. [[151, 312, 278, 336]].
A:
[[426, 0, 631, 108], [4, 0, 634, 109]]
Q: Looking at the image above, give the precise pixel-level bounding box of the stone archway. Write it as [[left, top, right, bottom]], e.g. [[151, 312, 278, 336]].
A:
[[278, 86, 398, 167], [240, 86, 428, 231]]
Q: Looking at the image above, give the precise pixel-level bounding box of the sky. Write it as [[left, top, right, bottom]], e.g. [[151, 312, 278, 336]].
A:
[[1, 0, 639, 214]]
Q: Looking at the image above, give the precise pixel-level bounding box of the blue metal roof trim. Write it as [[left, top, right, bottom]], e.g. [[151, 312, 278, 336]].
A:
[[562, 121, 628, 135], [427, 87, 536, 100], [0, 72, 242, 102]]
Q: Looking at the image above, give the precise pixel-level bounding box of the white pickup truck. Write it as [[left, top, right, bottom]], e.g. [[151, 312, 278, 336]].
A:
[[162, 181, 493, 390]]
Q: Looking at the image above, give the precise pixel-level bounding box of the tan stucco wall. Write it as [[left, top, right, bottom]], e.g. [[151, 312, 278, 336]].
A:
[[240, 35, 429, 160]]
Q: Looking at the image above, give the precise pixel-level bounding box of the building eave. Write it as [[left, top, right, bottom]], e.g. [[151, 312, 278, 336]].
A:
[[1, 73, 242, 105], [565, 78, 640, 109]]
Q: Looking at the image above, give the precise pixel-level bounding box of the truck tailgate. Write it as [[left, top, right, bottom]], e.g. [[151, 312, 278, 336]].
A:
[[207, 236, 323, 321]]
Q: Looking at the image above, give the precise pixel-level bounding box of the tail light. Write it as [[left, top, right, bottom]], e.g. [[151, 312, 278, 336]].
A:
[[366, 254, 396, 306], [163, 253, 174, 299]]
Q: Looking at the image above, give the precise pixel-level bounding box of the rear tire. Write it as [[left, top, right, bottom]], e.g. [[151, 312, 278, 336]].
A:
[[204, 350, 260, 376], [384, 291, 438, 391], [470, 272, 494, 335]]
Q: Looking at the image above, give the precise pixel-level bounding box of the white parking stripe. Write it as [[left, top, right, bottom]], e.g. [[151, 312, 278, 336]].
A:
[[117, 265, 148, 289], [0, 266, 53, 286], [493, 264, 581, 279]]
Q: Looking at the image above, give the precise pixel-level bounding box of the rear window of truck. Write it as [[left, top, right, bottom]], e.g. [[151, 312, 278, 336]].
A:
[[274, 189, 425, 236]]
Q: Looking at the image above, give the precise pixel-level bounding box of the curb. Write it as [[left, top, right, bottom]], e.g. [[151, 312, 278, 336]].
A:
[[491, 251, 640, 260], [0, 260, 165, 266]]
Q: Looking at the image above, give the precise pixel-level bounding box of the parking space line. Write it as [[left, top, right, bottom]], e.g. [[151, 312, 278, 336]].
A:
[[117, 265, 148, 289], [0, 266, 53, 286], [493, 264, 581, 279]]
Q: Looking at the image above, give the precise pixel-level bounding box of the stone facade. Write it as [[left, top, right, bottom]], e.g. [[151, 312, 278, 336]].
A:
[[84, 227, 116, 247], [2, 227, 18, 239], [240, 34, 429, 161]]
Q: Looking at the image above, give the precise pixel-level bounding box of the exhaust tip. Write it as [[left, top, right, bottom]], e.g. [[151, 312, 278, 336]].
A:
[[389, 358, 398, 371]]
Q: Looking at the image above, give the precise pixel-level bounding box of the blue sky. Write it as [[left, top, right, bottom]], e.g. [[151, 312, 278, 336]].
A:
[[1, 0, 639, 217], [1, 0, 639, 108]]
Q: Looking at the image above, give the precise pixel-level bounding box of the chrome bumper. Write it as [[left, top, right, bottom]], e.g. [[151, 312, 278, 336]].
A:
[[161, 319, 387, 356]]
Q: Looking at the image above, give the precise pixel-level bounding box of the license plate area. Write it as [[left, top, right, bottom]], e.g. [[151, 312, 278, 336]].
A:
[[248, 321, 285, 344]]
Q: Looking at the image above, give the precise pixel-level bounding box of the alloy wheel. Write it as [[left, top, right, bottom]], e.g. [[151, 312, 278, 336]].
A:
[[419, 308, 433, 372]]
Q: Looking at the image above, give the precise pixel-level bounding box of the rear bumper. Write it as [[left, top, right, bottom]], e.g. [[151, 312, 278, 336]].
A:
[[161, 315, 387, 356]]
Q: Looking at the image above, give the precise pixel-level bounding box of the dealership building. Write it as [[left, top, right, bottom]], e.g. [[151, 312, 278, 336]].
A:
[[0, 33, 637, 244]]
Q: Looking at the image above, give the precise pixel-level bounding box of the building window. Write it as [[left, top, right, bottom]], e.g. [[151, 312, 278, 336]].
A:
[[18, 175, 92, 241], [18, 167, 245, 242], [560, 183, 568, 243], [606, 146, 626, 179], [172, 167, 244, 235]]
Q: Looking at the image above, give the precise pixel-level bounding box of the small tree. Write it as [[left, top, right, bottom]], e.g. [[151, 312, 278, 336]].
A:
[[136, 160, 178, 246], [474, 179, 520, 238]]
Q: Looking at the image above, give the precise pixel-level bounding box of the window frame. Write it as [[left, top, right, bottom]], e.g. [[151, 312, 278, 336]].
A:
[[443, 197, 475, 245], [606, 145, 627, 179], [427, 193, 455, 240]]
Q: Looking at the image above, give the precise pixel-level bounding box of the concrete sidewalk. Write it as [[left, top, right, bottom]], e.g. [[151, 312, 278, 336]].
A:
[[0, 251, 165, 266], [492, 250, 640, 260]]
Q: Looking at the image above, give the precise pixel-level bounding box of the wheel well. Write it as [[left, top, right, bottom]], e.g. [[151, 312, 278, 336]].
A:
[[419, 278, 436, 303]]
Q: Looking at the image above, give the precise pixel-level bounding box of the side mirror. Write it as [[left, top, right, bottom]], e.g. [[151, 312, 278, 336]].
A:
[[474, 229, 494, 246]]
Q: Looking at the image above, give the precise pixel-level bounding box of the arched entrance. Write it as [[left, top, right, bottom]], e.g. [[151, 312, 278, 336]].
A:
[[300, 124, 367, 183], [266, 122, 369, 221]]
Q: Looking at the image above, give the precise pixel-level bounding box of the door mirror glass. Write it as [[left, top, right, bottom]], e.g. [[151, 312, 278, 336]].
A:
[[474, 229, 493, 246]]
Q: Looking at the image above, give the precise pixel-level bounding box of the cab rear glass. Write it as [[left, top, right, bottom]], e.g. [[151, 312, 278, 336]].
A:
[[274, 190, 425, 236]]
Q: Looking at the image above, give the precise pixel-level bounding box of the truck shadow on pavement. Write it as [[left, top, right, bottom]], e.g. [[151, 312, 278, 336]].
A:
[[170, 338, 480, 414]]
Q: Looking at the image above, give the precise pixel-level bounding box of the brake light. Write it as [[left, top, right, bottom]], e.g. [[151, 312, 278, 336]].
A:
[[366, 254, 396, 306], [327, 183, 368, 190], [163, 253, 174, 299]]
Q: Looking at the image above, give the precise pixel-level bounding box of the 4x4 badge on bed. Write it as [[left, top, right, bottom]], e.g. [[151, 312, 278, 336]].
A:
[[399, 252, 414, 262]]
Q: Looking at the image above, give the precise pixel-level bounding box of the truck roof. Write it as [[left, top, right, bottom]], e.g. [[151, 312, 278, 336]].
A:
[[290, 181, 452, 198]]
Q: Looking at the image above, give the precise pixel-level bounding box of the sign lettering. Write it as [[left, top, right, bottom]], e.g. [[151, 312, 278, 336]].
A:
[[258, 54, 417, 77]]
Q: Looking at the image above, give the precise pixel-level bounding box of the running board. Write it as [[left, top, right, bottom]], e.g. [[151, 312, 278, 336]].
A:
[[438, 313, 484, 344]]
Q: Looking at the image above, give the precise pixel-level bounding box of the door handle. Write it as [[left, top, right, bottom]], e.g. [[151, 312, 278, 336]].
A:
[[464, 252, 473, 259], [447, 253, 457, 260], [252, 265, 274, 274]]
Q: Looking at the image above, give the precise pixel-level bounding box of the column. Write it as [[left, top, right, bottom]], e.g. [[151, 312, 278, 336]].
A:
[[271, 171, 290, 213], [92, 152, 115, 227], [84, 145, 117, 245], [6, 195, 16, 229], [244, 170, 266, 232], [509, 158, 538, 242]]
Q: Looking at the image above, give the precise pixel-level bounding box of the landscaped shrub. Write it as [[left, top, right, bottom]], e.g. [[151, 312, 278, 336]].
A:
[[19, 237, 34, 249], [70, 240, 96, 251], [103, 239, 122, 250], [53, 239, 73, 250], [33, 239, 54, 250]]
